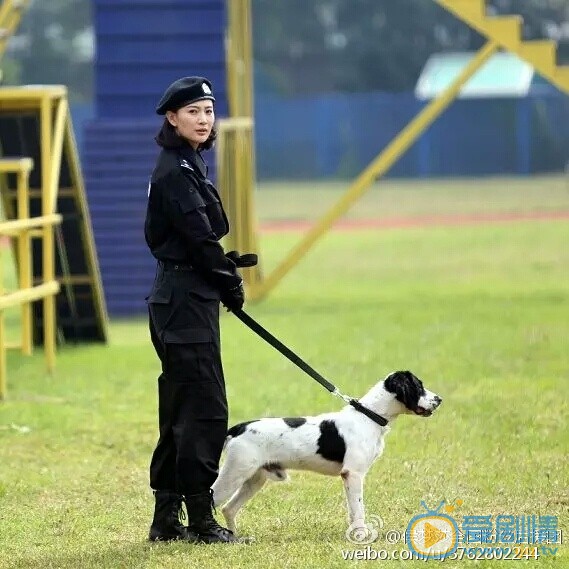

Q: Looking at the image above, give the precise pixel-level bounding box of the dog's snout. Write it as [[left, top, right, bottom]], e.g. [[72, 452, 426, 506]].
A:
[[434, 395, 442, 406]]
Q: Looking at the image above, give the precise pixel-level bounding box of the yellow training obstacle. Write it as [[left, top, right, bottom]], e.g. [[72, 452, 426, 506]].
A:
[[435, 0, 569, 96], [0, 157, 61, 400], [252, 41, 499, 300], [0, 0, 31, 62], [0, 86, 109, 400], [221, 0, 569, 301], [0, 86, 108, 345]]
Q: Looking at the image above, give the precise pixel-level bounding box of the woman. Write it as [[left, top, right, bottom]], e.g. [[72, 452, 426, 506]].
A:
[[144, 76, 247, 544]]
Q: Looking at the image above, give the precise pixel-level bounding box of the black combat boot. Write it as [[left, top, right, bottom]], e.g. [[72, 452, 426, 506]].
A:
[[184, 490, 240, 544], [148, 490, 188, 542]]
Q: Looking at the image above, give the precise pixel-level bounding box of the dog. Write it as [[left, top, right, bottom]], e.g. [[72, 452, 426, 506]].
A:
[[211, 370, 442, 536]]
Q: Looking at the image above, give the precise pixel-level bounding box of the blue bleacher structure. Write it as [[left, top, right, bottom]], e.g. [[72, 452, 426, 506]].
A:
[[84, 0, 227, 316]]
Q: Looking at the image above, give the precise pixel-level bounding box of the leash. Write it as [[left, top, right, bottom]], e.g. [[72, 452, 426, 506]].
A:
[[232, 309, 388, 427]]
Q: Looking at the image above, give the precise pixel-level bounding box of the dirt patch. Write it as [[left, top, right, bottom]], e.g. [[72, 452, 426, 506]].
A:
[[259, 211, 569, 233]]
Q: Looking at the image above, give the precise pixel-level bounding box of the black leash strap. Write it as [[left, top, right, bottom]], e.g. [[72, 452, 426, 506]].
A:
[[232, 309, 388, 427], [233, 309, 336, 393]]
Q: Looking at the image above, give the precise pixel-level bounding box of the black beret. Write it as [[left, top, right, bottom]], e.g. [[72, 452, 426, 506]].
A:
[[156, 76, 215, 115]]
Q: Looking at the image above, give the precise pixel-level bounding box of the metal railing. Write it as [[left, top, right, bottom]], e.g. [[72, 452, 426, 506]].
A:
[[0, 157, 61, 399]]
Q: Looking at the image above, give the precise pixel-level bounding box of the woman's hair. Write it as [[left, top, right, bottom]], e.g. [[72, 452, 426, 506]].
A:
[[155, 118, 217, 151]]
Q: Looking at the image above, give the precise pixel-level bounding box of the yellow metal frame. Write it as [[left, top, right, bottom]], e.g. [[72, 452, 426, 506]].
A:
[[223, 0, 261, 293], [435, 0, 569, 95], [223, 1, 568, 301], [0, 0, 30, 61], [0, 157, 61, 400], [226, 0, 254, 117], [253, 41, 498, 299], [0, 85, 109, 399], [216, 117, 263, 291], [0, 86, 108, 339]]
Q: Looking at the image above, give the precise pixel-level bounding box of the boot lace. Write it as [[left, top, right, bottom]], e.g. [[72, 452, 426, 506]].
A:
[[177, 499, 187, 523], [203, 511, 233, 535]]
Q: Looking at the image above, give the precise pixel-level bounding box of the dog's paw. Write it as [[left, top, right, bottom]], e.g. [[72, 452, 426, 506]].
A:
[[221, 509, 237, 534], [345, 515, 383, 545]]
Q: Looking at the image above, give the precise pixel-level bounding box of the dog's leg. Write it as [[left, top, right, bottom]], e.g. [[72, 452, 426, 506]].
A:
[[341, 470, 365, 528], [221, 469, 267, 534], [211, 448, 260, 508]]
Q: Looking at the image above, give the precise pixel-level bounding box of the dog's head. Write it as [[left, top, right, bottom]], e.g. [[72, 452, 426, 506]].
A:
[[383, 370, 442, 417]]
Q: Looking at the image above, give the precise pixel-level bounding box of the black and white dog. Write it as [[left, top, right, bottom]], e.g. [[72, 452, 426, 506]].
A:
[[211, 370, 442, 536]]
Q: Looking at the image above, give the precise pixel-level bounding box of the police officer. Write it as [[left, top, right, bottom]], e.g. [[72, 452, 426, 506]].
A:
[[145, 77, 248, 544]]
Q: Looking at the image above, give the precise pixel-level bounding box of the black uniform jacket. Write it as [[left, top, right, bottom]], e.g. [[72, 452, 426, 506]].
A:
[[144, 145, 241, 297]]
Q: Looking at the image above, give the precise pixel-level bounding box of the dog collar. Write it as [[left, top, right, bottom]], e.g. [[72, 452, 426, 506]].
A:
[[349, 399, 388, 427]]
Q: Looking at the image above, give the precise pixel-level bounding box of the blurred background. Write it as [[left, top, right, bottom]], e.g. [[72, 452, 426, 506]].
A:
[[3, 0, 569, 176], [4, 0, 569, 177], [1, 0, 569, 317]]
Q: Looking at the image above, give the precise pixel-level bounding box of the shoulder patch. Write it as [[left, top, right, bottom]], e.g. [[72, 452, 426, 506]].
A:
[[180, 159, 194, 171], [283, 417, 306, 428]]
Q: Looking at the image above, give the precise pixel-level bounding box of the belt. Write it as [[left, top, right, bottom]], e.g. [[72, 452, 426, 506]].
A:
[[159, 260, 194, 271]]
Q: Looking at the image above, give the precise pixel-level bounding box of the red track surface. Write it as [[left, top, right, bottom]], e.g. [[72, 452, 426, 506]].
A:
[[259, 210, 569, 233], [1, 211, 565, 249]]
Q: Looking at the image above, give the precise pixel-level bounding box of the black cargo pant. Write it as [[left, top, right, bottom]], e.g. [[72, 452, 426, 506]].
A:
[[147, 264, 228, 496]]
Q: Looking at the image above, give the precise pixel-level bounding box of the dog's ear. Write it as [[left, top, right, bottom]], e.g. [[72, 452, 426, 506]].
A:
[[384, 371, 425, 411]]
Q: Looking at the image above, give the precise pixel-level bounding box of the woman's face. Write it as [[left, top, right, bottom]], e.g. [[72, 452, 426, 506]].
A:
[[166, 100, 214, 148]]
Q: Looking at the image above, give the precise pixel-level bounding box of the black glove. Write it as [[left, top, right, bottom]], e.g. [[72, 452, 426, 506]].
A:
[[220, 282, 245, 312], [225, 250, 258, 268]]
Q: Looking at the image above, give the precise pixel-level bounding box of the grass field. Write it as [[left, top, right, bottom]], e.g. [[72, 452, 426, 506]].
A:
[[0, 177, 568, 568], [255, 175, 569, 221]]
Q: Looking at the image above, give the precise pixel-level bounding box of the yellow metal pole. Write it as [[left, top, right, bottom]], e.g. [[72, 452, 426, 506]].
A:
[[0, 1, 12, 27], [223, 0, 261, 293], [43, 224, 56, 374], [0, 228, 4, 398], [241, 0, 253, 117], [226, 0, 238, 116], [0, 214, 62, 235], [226, 0, 253, 117], [0, 281, 60, 310], [16, 163, 33, 355], [234, 132, 244, 250], [49, 97, 67, 214], [0, 0, 31, 60], [40, 94, 57, 373], [0, 311, 5, 400], [243, 137, 261, 289], [64, 113, 109, 340], [254, 40, 499, 300]]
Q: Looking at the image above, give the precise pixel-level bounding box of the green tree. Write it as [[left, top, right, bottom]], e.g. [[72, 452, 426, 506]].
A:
[[6, 0, 93, 102], [253, 0, 569, 94]]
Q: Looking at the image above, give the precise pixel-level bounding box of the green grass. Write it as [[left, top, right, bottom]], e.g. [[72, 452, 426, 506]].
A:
[[255, 175, 569, 221], [1, 178, 568, 568]]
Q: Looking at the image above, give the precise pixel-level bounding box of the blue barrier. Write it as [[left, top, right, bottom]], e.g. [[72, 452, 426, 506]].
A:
[[75, 89, 569, 181], [254, 90, 569, 179]]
